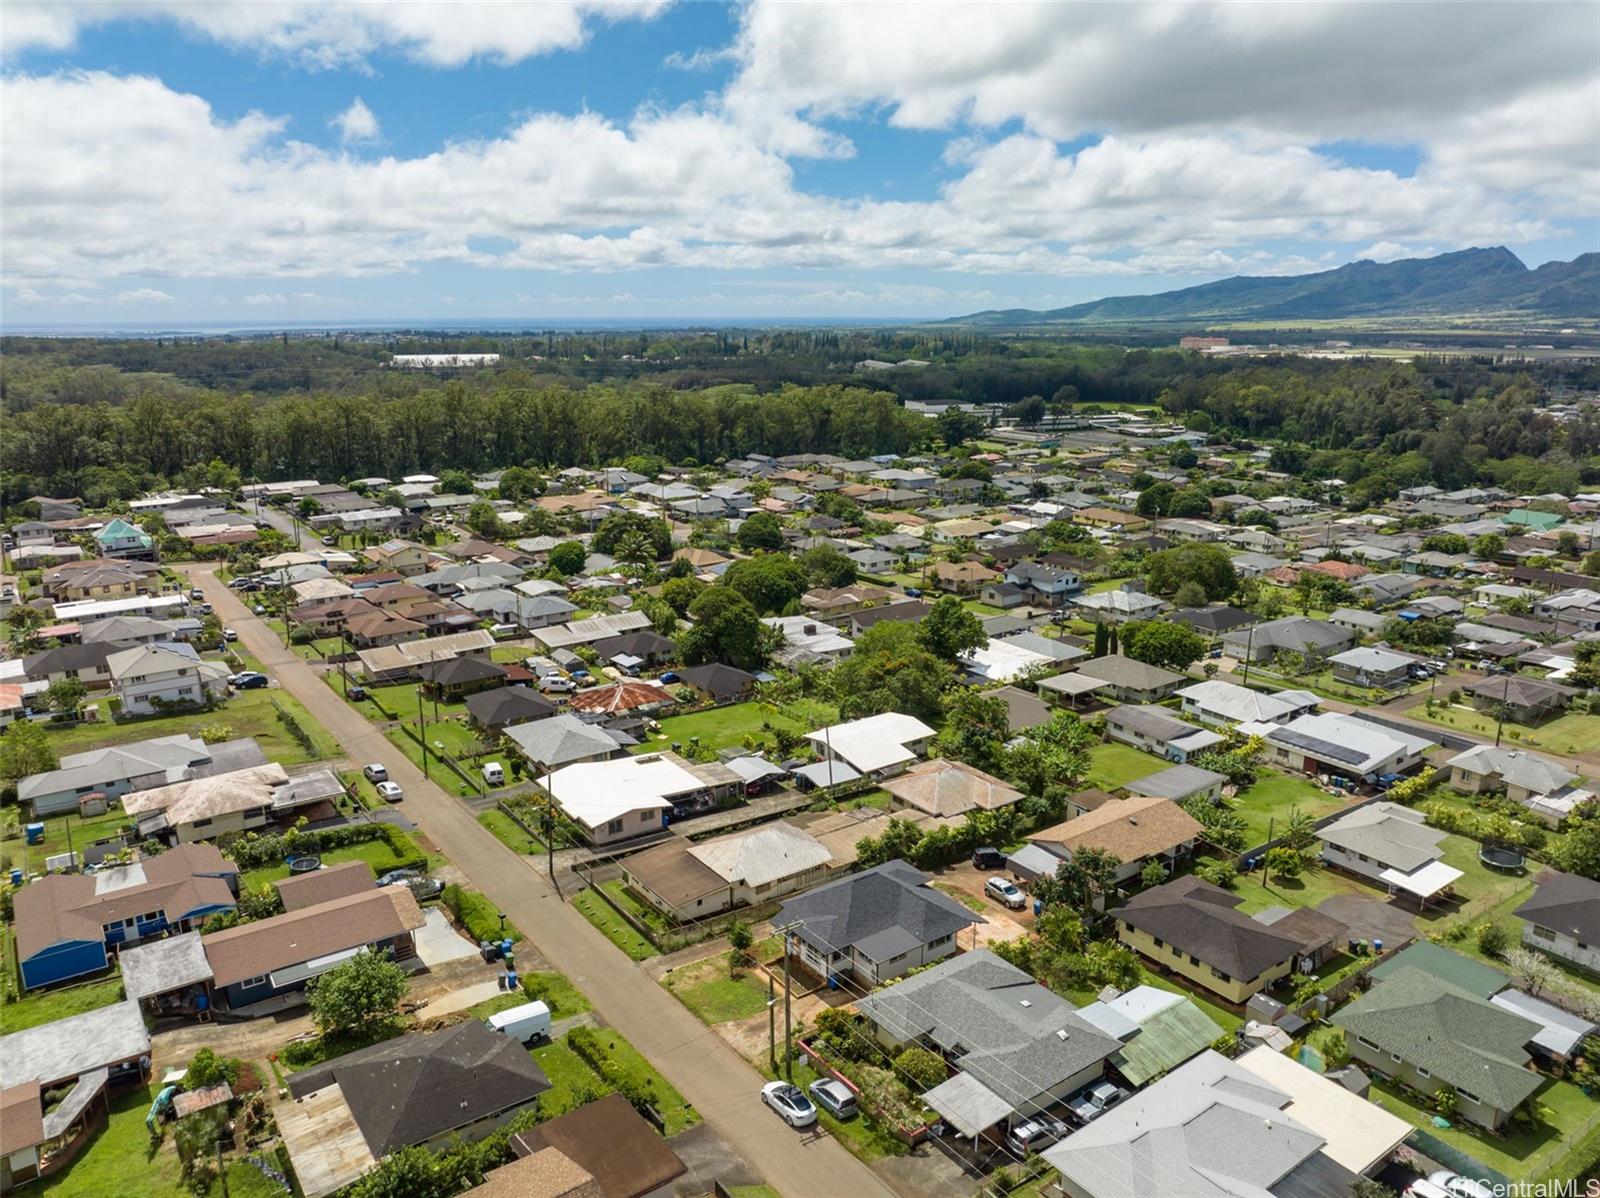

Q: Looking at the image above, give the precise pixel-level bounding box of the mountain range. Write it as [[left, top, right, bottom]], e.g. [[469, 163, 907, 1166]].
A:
[[950, 247, 1600, 325]]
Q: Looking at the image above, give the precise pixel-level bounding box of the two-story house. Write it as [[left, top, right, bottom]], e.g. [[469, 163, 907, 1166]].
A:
[[106, 643, 229, 715]]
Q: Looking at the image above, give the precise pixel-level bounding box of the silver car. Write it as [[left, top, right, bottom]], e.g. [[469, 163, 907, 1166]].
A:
[[807, 1078, 858, 1120]]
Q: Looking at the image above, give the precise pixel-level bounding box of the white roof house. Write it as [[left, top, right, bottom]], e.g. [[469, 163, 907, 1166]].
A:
[[1176, 679, 1320, 726], [1233, 1046, 1411, 1175], [687, 824, 834, 890], [1263, 712, 1433, 779], [540, 752, 710, 838], [806, 712, 936, 775], [762, 615, 854, 662], [961, 638, 1054, 683]]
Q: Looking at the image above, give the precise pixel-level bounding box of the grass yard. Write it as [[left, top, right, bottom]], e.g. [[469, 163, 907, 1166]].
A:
[[529, 1038, 606, 1119], [1369, 1076, 1600, 1185], [237, 834, 421, 891], [1225, 770, 1355, 849], [7, 808, 132, 873], [600, 879, 673, 934], [663, 954, 772, 1024], [1411, 705, 1600, 757], [519, 970, 592, 1019], [932, 882, 987, 913], [0, 974, 125, 1034], [479, 808, 546, 855], [1233, 863, 1384, 917], [572, 1028, 699, 1135], [43, 687, 338, 765], [572, 887, 656, 960], [1084, 741, 1166, 790], [632, 698, 839, 757]]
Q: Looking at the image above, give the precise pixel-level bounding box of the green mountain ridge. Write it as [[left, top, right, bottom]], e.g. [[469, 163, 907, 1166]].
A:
[[951, 247, 1600, 325]]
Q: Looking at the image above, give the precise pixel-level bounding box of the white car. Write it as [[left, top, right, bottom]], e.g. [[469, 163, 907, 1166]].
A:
[[363, 763, 388, 783], [222, 628, 239, 642], [538, 676, 577, 694], [375, 781, 404, 803], [1403, 1183, 1454, 1198], [985, 876, 1027, 910], [1428, 1173, 1493, 1198], [760, 1081, 817, 1128]]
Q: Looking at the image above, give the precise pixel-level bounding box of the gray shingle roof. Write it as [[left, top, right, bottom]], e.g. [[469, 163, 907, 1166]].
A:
[[1514, 869, 1600, 945], [775, 860, 980, 963], [856, 949, 1120, 1113], [1113, 876, 1304, 982]]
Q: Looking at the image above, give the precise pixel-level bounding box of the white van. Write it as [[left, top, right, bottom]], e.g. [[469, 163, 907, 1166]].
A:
[[482, 761, 505, 786], [485, 999, 551, 1045]]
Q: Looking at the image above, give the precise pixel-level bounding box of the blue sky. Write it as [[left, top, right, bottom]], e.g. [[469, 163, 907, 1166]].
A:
[[2, 1, 1595, 325]]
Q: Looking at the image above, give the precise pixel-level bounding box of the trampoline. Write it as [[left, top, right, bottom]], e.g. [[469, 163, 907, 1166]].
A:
[[287, 854, 323, 873], [1479, 844, 1526, 872]]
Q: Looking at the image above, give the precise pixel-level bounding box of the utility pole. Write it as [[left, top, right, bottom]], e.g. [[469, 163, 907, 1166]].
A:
[[215, 1137, 230, 1198], [1241, 624, 1255, 686], [1261, 816, 1274, 888], [767, 973, 777, 1071], [781, 926, 794, 1081], [417, 690, 429, 779]]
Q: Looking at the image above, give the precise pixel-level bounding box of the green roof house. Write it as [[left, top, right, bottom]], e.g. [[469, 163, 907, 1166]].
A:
[[1499, 509, 1563, 532], [94, 517, 155, 560], [1367, 941, 1510, 999], [1332, 966, 1544, 1130]]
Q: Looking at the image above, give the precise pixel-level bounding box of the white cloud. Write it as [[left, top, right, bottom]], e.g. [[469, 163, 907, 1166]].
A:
[[115, 288, 175, 303], [0, 63, 1587, 294], [1, 1, 671, 67], [331, 98, 379, 144]]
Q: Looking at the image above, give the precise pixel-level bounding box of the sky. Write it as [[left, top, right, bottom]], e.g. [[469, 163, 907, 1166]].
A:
[[2, 1, 1597, 326]]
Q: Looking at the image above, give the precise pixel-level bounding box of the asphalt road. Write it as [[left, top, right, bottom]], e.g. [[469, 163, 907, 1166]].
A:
[[187, 564, 897, 1198]]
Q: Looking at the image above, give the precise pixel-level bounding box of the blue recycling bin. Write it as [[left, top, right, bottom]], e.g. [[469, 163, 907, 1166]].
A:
[[1373, 939, 1383, 954], [1033, 900, 1043, 916], [8, 868, 21, 887], [25, 823, 44, 845]]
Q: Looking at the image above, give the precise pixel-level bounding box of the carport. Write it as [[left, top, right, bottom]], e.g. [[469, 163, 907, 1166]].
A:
[[275, 1083, 374, 1198]]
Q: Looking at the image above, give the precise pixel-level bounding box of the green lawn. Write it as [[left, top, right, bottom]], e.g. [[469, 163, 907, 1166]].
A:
[[572, 888, 656, 960], [237, 836, 417, 891], [519, 970, 592, 1019], [1225, 770, 1354, 849], [631, 698, 840, 757], [529, 1038, 605, 1119], [0, 974, 125, 1034], [1411, 705, 1600, 757], [7, 808, 132, 873], [1084, 741, 1166, 790], [1232, 863, 1384, 917], [575, 1028, 699, 1135], [479, 808, 546, 855], [757, 1057, 908, 1162], [664, 955, 772, 1024], [1369, 1077, 1600, 1185], [932, 882, 987, 913], [44, 687, 338, 765], [600, 879, 673, 934]]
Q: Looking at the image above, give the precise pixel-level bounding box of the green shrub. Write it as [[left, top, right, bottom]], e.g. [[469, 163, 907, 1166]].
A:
[[441, 884, 522, 943], [892, 1046, 947, 1091]]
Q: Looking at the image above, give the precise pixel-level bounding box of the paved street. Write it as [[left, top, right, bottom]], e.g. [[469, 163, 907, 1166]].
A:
[[187, 565, 897, 1198]]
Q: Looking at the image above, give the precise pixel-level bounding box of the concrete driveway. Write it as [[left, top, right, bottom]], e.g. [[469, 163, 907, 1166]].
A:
[[1316, 894, 1416, 949], [415, 905, 479, 966]]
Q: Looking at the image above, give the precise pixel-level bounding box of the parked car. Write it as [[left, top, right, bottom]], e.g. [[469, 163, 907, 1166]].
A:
[[321, 535, 338, 546], [375, 781, 404, 802], [229, 671, 268, 690], [1426, 659, 1450, 673], [538, 676, 577, 694], [363, 763, 389, 783], [1005, 1116, 1069, 1157], [972, 846, 1006, 870], [222, 627, 238, 642], [1427, 1173, 1493, 1198], [658, 671, 681, 684], [189, 587, 205, 600], [380, 871, 443, 899], [193, 603, 213, 616], [903, 587, 922, 597], [807, 1078, 858, 1120], [482, 762, 505, 786], [489, 623, 521, 639], [376, 868, 423, 887], [1067, 1080, 1128, 1125], [985, 876, 1027, 910], [1402, 1182, 1453, 1198], [348, 685, 368, 702], [760, 1081, 817, 1128]]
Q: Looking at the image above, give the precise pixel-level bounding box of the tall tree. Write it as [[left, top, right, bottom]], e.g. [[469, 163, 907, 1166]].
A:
[[918, 595, 985, 661]]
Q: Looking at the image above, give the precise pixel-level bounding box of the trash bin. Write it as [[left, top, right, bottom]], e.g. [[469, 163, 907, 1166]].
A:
[[1033, 899, 1043, 916]]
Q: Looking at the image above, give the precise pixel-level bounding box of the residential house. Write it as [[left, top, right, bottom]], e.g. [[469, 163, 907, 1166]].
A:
[[979, 580, 1027, 609], [287, 1021, 550, 1193], [1029, 795, 1203, 885], [672, 662, 757, 703], [93, 517, 155, 560], [504, 712, 626, 772], [542, 751, 739, 845], [1112, 876, 1308, 1003], [1003, 561, 1081, 607], [1535, 587, 1600, 631], [1167, 605, 1257, 639], [41, 561, 148, 602], [119, 762, 335, 844], [1327, 607, 1388, 637], [1333, 966, 1543, 1130], [925, 560, 995, 595], [776, 860, 981, 987], [21, 642, 118, 691], [1075, 986, 1222, 1088], [1045, 1050, 1372, 1198], [590, 630, 678, 673], [0, 1003, 152, 1189], [1514, 870, 1600, 973], [1259, 712, 1433, 781], [1072, 588, 1168, 624], [880, 758, 1023, 819], [14, 844, 237, 990], [1464, 674, 1577, 723], [465, 685, 557, 734], [1175, 679, 1319, 728], [1074, 655, 1186, 703], [1074, 507, 1149, 532], [504, 1094, 686, 1198], [203, 885, 424, 1011], [856, 949, 1121, 1129], [1126, 763, 1227, 806], [805, 711, 936, 778], [106, 643, 229, 715], [1103, 704, 1223, 761], [800, 584, 897, 617], [16, 733, 251, 818], [847, 600, 930, 636], [567, 679, 676, 717], [1446, 745, 1580, 806], [622, 823, 834, 922], [362, 539, 431, 576], [1220, 616, 1355, 664], [1318, 802, 1461, 905], [1328, 646, 1416, 689]]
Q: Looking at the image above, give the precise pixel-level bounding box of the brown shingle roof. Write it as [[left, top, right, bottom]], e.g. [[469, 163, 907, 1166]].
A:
[[203, 887, 424, 987], [622, 841, 726, 908], [881, 758, 1022, 818], [1031, 794, 1202, 862], [469, 1148, 603, 1198], [509, 1093, 686, 1198], [274, 861, 375, 912]]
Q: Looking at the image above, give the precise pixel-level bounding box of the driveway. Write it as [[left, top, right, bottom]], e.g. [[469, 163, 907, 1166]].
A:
[[186, 565, 895, 1198], [1316, 894, 1417, 948], [415, 905, 479, 966]]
